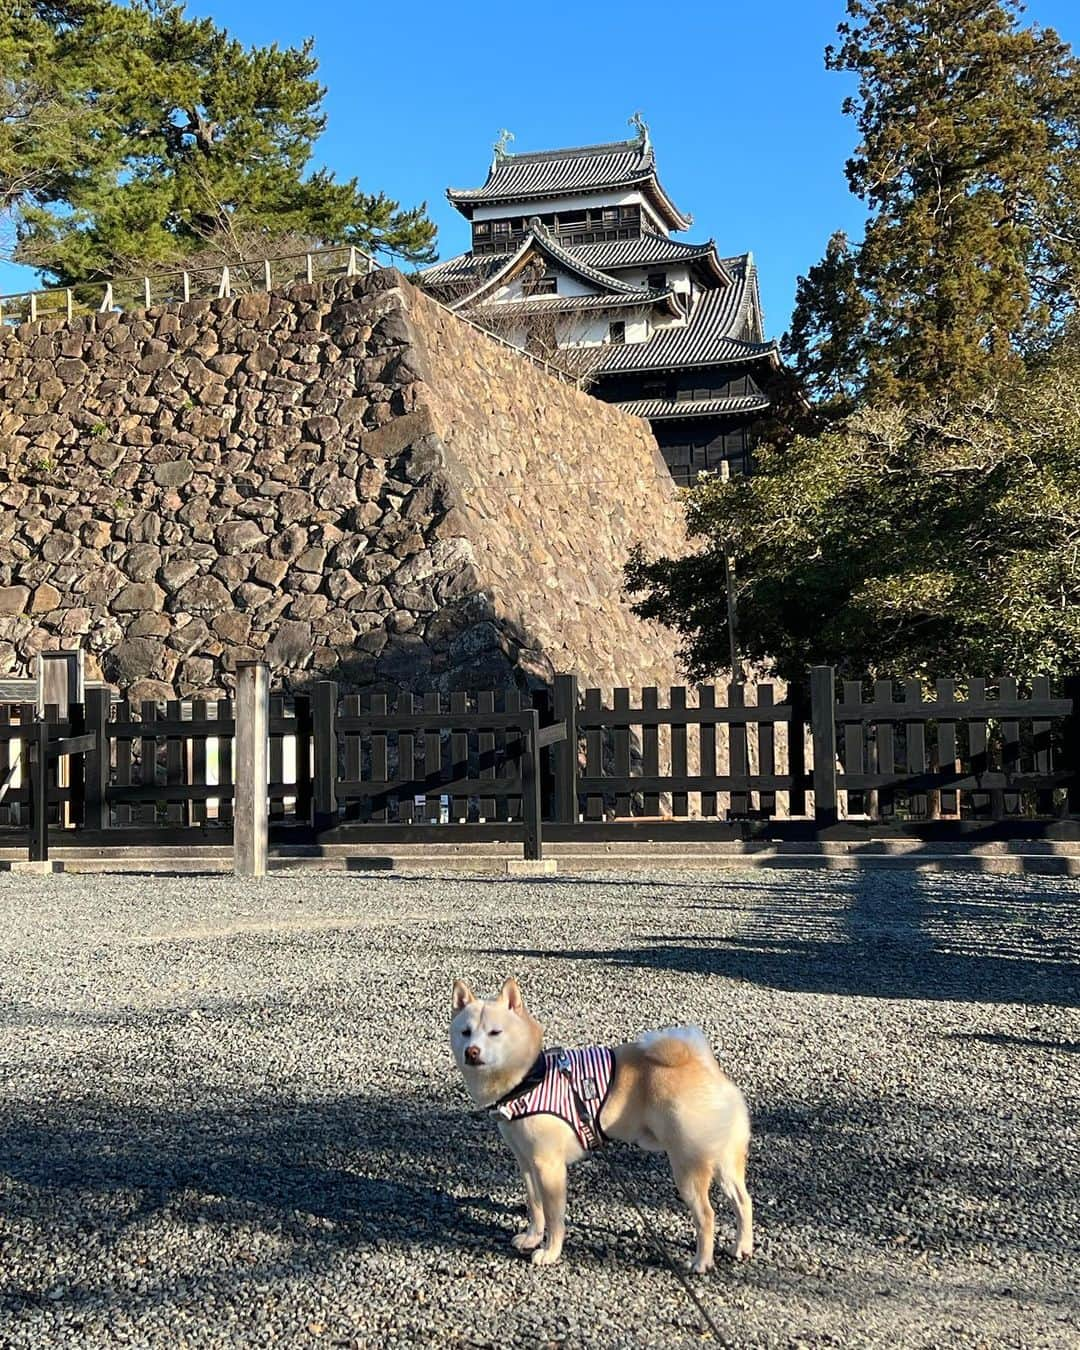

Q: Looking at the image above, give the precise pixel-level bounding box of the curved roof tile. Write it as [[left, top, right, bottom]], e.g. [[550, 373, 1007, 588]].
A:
[[615, 394, 771, 420], [573, 234, 729, 279], [447, 137, 691, 231], [593, 284, 777, 374]]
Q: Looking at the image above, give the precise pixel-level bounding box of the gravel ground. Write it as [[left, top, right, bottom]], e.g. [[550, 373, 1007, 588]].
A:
[[0, 867, 1077, 1350]]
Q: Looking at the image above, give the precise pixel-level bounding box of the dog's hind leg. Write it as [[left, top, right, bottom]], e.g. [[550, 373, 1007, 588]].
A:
[[670, 1153, 716, 1274], [529, 1154, 568, 1267], [715, 1144, 753, 1262]]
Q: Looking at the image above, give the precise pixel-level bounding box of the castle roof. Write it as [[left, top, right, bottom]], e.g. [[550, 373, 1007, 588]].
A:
[[442, 221, 650, 312], [447, 136, 692, 232], [419, 244, 776, 377], [592, 257, 777, 376], [572, 234, 731, 283], [615, 393, 771, 420], [473, 288, 684, 320]]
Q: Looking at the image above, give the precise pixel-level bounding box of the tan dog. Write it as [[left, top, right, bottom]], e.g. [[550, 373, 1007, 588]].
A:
[[450, 977, 753, 1271]]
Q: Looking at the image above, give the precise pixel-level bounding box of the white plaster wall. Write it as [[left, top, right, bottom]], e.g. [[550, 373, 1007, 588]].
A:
[[558, 306, 654, 349], [492, 267, 599, 302], [615, 264, 692, 298]]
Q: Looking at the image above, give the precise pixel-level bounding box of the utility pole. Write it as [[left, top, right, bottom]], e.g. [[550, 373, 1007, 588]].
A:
[[720, 459, 743, 681]]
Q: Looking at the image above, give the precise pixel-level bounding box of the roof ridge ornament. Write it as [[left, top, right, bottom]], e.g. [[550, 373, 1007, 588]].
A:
[[628, 111, 650, 152], [492, 128, 515, 167]]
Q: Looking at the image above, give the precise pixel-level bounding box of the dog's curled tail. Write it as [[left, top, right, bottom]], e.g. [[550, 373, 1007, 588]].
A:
[[637, 1025, 719, 1071]]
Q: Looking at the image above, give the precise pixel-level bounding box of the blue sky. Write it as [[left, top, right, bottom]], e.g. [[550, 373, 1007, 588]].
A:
[[4, 0, 1079, 338]]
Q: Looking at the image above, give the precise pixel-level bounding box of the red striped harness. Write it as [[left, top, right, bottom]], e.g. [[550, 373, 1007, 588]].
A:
[[494, 1046, 615, 1151]]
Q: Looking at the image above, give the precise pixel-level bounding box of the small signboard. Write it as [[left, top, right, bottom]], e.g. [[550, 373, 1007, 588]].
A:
[[36, 651, 85, 716]]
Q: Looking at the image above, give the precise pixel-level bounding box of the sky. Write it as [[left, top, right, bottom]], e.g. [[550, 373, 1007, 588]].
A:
[[4, 0, 1080, 338]]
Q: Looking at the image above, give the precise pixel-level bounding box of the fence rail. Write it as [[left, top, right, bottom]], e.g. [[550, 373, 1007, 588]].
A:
[[0, 244, 378, 328], [2, 665, 1078, 865]]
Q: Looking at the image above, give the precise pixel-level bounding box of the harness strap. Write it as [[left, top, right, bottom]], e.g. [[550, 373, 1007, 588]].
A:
[[555, 1048, 604, 1151], [483, 1051, 548, 1117]]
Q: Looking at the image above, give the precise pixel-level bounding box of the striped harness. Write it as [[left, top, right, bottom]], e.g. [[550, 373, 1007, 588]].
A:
[[493, 1046, 615, 1151]]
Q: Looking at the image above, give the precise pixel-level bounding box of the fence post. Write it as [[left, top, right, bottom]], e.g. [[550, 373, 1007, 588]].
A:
[[293, 694, 314, 827], [522, 708, 542, 861], [28, 720, 48, 862], [811, 665, 838, 830], [313, 680, 338, 834], [67, 699, 87, 827], [787, 677, 809, 818], [552, 674, 579, 824], [83, 687, 110, 831], [233, 661, 269, 877], [1064, 675, 1080, 816]]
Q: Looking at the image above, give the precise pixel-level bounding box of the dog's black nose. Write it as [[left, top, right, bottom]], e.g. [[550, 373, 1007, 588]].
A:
[[464, 1044, 481, 1065]]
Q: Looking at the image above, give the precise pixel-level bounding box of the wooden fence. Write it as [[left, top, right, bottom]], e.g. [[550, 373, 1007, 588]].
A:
[[551, 669, 1080, 829], [2, 666, 1079, 863], [310, 683, 562, 858]]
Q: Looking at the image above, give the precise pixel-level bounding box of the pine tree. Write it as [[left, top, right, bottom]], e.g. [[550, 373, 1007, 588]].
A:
[[0, 3, 128, 236], [793, 0, 1080, 406], [11, 0, 436, 283]]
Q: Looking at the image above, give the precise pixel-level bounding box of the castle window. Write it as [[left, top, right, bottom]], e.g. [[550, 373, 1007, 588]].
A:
[[608, 321, 626, 344], [647, 272, 666, 291]]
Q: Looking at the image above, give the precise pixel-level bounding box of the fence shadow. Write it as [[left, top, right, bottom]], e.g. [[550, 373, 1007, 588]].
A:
[[486, 872, 1079, 1007]]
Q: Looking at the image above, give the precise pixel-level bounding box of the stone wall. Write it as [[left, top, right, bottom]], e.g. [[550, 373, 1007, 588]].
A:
[[0, 269, 687, 698]]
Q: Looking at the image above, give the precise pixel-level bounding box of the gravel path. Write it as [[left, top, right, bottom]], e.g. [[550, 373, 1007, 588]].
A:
[[0, 868, 1077, 1349]]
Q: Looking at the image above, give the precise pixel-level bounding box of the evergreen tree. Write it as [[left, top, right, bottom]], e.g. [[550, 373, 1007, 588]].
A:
[[627, 326, 1080, 680], [0, 3, 128, 235], [793, 0, 1080, 405], [781, 231, 869, 415], [10, 0, 435, 282]]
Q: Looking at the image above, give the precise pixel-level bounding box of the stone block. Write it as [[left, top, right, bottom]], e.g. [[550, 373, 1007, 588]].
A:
[[0, 586, 30, 615], [30, 583, 61, 614], [124, 544, 162, 582], [266, 620, 313, 667], [154, 459, 194, 488], [112, 582, 164, 613], [504, 859, 558, 876], [175, 575, 231, 614]]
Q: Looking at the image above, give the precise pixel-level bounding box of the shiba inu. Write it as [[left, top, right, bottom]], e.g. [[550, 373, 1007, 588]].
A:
[[450, 977, 753, 1271]]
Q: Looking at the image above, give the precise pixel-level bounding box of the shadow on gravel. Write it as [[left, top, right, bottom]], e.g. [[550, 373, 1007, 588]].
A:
[[487, 872, 1079, 1006], [0, 1091, 511, 1284]]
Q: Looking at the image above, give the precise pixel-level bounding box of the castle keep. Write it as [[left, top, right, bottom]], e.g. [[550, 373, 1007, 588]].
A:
[[421, 121, 781, 483]]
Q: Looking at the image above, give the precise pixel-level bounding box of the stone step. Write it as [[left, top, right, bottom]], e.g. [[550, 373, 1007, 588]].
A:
[[13, 847, 1080, 876]]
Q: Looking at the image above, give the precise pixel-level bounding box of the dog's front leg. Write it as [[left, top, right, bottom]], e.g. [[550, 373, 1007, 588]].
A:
[[511, 1160, 546, 1253], [529, 1155, 567, 1266]]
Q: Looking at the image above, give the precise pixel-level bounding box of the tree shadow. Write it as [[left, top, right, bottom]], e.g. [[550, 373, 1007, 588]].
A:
[[0, 1087, 512, 1321]]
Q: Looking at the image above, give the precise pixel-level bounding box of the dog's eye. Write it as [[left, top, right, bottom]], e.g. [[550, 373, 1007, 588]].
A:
[[461, 1027, 471, 1037], [489, 1029, 503, 1037]]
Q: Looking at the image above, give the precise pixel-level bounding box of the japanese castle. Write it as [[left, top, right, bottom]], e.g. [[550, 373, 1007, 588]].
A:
[[419, 119, 780, 483]]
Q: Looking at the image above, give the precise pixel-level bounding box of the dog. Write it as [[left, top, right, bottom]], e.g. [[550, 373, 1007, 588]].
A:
[[450, 976, 753, 1270]]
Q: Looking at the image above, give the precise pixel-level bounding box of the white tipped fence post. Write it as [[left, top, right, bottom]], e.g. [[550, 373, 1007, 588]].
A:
[[234, 661, 270, 876]]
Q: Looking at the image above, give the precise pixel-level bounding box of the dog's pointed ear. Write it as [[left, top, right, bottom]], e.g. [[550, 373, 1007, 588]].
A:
[[497, 977, 525, 1014], [452, 979, 476, 1013]]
